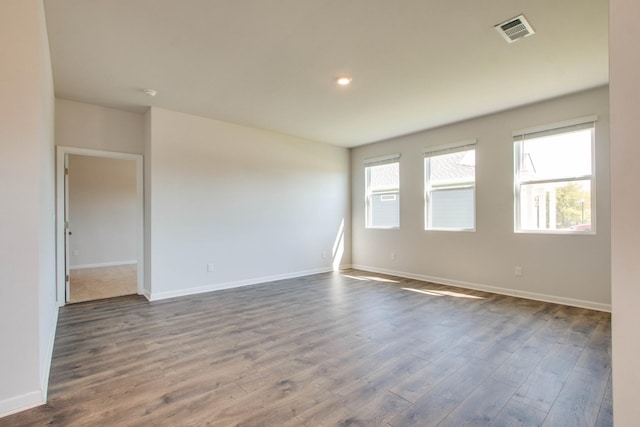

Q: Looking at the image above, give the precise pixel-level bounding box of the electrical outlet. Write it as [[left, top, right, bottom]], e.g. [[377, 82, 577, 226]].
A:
[[391, 252, 396, 260], [321, 251, 327, 259], [514, 266, 523, 277], [72, 250, 79, 256], [207, 263, 215, 272]]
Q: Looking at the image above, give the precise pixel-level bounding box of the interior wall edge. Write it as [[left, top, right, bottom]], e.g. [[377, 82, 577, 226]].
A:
[[39, 306, 59, 403]]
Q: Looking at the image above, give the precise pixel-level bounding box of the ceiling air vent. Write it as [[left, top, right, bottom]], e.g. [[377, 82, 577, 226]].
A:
[[495, 14, 535, 43]]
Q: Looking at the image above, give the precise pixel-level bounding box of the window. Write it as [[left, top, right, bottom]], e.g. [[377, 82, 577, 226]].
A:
[[514, 117, 596, 233], [365, 154, 400, 228], [424, 141, 476, 231]]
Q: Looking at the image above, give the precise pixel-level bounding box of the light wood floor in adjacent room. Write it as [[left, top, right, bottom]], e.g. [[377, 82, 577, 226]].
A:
[[1, 270, 611, 426], [69, 264, 137, 303]]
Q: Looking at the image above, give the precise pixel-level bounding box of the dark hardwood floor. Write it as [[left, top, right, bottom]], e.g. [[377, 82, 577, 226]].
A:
[[1, 270, 612, 426]]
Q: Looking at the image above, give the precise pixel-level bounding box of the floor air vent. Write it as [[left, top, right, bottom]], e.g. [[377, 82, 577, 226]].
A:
[[495, 14, 535, 43]]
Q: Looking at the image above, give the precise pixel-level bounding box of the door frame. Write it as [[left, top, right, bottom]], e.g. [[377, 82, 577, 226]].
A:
[[55, 146, 144, 306]]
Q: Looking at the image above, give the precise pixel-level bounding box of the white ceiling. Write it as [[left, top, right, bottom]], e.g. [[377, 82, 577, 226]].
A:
[[43, 0, 608, 147]]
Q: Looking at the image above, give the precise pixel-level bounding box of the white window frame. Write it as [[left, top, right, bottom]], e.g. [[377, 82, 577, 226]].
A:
[[364, 154, 400, 229], [424, 140, 477, 232], [513, 116, 597, 234]]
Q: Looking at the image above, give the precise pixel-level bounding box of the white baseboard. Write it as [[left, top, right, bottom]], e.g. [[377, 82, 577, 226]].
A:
[[70, 260, 137, 270], [351, 264, 611, 312], [0, 390, 44, 419], [0, 304, 60, 418], [149, 267, 334, 301]]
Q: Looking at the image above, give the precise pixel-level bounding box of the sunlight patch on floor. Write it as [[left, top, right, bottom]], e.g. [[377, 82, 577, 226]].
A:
[[341, 273, 400, 283], [402, 287, 484, 299]]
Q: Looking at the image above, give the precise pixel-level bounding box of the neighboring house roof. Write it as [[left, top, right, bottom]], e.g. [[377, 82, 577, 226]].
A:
[[430, 150, 475, 182], [369, 163, 399, 191]]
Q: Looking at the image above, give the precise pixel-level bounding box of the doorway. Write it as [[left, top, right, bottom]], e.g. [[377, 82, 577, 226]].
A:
[[56, 147, 144, 306]]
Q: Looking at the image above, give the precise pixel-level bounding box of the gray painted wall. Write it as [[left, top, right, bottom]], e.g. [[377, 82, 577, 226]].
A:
[[146, 107, 351, 299], [68, 155, 137, 268], [351, 86, 610, 309], [610, 0, 640, 422], [0, 0, 56, 415], [55, 98, 144, 154]]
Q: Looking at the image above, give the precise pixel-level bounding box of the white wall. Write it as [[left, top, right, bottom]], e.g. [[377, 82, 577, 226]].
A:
[[352, 87, 610, 310], [55, 98, 144, 154], [610, 0, 640, 423], [146, 107, 351, 299], [0, 0, 57, 416], [68, 155, 137, 268]]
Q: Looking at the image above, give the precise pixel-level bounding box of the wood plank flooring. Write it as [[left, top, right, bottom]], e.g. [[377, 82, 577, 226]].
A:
[[0, 270, 612, 426], [69, 264, 137, 303]]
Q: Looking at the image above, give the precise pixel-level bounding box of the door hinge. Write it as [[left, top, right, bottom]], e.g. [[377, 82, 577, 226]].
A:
[[65, 221, 69, 229], [66, 274, 70, 282], [65, 168, 69, 175]]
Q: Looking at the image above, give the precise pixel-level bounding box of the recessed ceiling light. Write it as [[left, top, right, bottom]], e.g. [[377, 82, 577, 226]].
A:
[[143, 89, 157, 97], [336, 76, 352, 86]]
